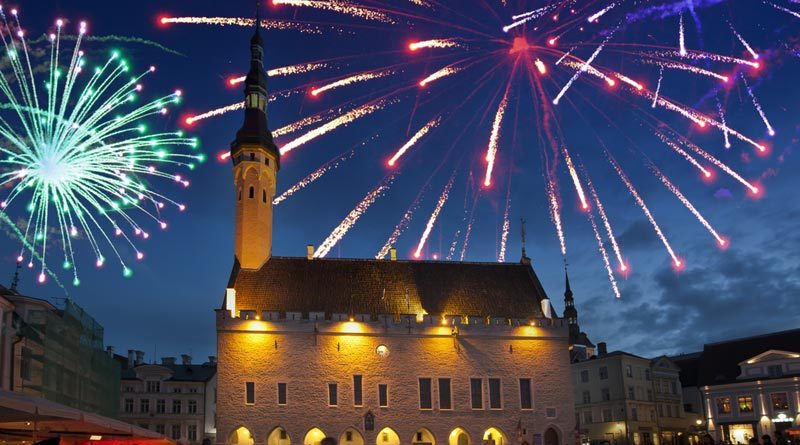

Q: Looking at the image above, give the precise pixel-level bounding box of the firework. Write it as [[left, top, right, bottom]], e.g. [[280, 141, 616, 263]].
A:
[[652, 66, 663, 108], [679, 13, 687, 56], [553, 37, 613, 105], [228, 62, 330, 85], [729, 23, 759, 60], [311, 70, 394, 97], [413, 172, 456, 258], [273, 142, 363, 205], [387, 117, 440, 166], [674, 134, 761, 194], [0, 14, 199, 285], [588, 3, 617, 23], [563, 147, 590, 210], [497, 178, 511, 263], [483, 94, 509, 187], [314, 174, 396, 258], [655, 131, 713, 179], [546, 179, 567, 256], [585, 174, 626, 272], [740, 73, 775, 136], [587, 206, 622, 299], [186, 102, 244, 126], [409, 39, 462, 51], [272, 0, 396, 24], [419, 66, 462, 87], [717, 100, 732, 149], [159, 16, 319, 33]]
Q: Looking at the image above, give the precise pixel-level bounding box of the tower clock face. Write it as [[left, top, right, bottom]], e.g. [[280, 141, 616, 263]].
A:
[[375, 344, 389, 357]]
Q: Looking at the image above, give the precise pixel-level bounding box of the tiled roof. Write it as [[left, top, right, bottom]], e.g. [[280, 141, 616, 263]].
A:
[[227, 256, 550, 319], [120, 364, 216, 382], [696, 329, 800, 385]]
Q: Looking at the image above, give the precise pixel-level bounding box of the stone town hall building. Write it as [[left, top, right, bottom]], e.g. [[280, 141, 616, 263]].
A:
[[216, 18, 576, 445]]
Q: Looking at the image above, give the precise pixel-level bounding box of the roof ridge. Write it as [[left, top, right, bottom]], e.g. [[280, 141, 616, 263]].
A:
[[704, 328, 800, 347], [269, 255, 528, 267]]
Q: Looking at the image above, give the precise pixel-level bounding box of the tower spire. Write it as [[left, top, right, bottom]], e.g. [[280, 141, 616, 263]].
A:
[[564, 262, 573, 302], [520, 217, 531, 264], [9, 260, 21, 292]]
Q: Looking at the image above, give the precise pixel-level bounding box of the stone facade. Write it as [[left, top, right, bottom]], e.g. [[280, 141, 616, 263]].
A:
[[217, 313, 574, 445]]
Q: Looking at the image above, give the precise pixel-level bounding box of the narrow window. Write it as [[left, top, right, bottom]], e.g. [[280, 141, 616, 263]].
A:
[[249, 152, 256, 161], [238, 189, 242, 201], [438, 378, 452, 410], [173, 399, 181, 413], [378, 384, 388, 407], [245, 382, 255, 405], [262, 189, 267, 203], [471, 378, 483, 409], [140, 399, 149, 413], [328, 383, 338, 406], [249, 187, 254, 199], [580, 370, 589, 383], [418, 378, 432, 409], [353, 375, 363, 406], [520, 378, 532, 409], [278, 383, 287, 405], [188, 400, 197, 414], [172, 425, 181, 440], [489, 378, 502, 409], [582, 391, 591, 404], [265, 157, 270, 166], [346, 432, 353, 442]]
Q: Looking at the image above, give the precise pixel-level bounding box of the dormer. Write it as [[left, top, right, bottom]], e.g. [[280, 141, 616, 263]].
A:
[[737, 349, 800, 379]]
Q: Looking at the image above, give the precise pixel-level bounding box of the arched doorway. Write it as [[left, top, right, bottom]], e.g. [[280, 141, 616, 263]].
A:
[[483, 428, 507, 445], [544, 428, 560, 445], [340, 428, 365, 445], [268, 428, 291, 445], [449, 428, 471, 445], [305, 429, 327, 445], [412, 428, 436, 445], [231, 427, 255, 445], [376, 428, 400, 445]]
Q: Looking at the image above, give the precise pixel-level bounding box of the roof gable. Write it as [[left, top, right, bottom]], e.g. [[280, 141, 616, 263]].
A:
[[228, 256, 550, 319], [740, 349, 800, 365]]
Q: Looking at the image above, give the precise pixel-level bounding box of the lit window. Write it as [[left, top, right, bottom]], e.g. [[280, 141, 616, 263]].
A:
[[438, 378, 452, 410], [737, 396, 753, 413], [470, 378, 483, 409], [716, 397, 731, 414], [245, 382, 255, 405], [328, 383, 338, 406], [418, 378, 432, 410], [278, 383, 287, 405], [353, 375, 363, 407], [519, 378, 532, 410], [771, 393, 789, 411], [489, 378, 502, 409]]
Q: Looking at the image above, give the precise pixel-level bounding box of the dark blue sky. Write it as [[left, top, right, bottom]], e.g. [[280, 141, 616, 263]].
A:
[[4, 0, 799, 362]]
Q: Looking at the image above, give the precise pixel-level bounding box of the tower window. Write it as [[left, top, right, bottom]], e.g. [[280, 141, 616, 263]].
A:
[[249, 187, 254, 199], [265, 158, 270, 166], [238, 189, 242, 201], [250, 153, 256, 161], [262, 190, 267, 203]]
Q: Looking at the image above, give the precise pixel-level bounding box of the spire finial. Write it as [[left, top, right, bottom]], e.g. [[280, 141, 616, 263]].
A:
[[255, 0, 261, 34], [10, 260, 21, 292], [564, 259, 573, 301]]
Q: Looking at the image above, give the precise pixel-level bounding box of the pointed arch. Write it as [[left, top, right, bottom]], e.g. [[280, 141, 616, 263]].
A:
[[230, 427, 255, 445], [412, 428, 436, 445], [268, 427, 291, 445], [376, 428, 400, 445], [304, 428, 327, 445], [483, 427, 508, 445], [449, 428, 471, 445], [544, 426, 561, 445], [340, 428, 365, 445]]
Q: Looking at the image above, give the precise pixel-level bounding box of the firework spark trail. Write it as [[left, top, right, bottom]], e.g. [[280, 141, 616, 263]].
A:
[[555, 48, 574, 66], [563, 147, 590, 210], [409, 39, 462, 51], [228, 63, 330, 85], [679, 13, 687, 56], [584, 174, 626, 272], [615, 73, 644, 90], [766, 1, 800, 19], [460, 190, 480, 261], [588, 3, 617, 22], [651, 165, 727, 248], [562, 60, 616, 85], [498, 177, 512, 262], [503, 5, 555, 32], [652, 66, 663, 108], [311, 70, 394, 96], [483, 94, 509, 187], [387, 117, 440, 166], [546, 178, 567, 256], [0, 14, 198, 284], [676, 135, 761, 194], [185, 102, 244, 125], [314, 175, 396, 258], [159, 16, 319, 33], [740, 73, 775, 136], [273, 144, 362, 205], [649, 50, 760, 68], [729, 23, 759, 59], [377, 196, 424, 259], [717, 99, 731, 148], [419, 66, 462, 87], [587, 207, 622, 299], [281, 99, 393, 155], [274, 109, 338, 137], [414, 172, 457, 258], [655, 131, 712, 178], [554, 35, 614, 105], [607, 154, 682, 268], [639, 59, 728, 82], [272, 0, 396, 23]]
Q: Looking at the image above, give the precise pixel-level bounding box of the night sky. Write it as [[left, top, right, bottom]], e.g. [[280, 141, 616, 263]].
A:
[[4, 0, 799, 362]]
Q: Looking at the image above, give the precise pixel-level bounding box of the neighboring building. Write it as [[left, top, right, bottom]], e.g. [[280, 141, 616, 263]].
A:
[[0, 284, 120, 417], [0, 291, 13, 391], [216, 14, 575, 445], [572, 345, 699, 445], [694, 329, 800, 444], [669, 353, 703, 424], [563, 271, 595, 362], [118, 352, 217, 444]]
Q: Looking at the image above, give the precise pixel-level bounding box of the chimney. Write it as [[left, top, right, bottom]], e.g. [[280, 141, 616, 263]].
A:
[[135, 350, 145, 366], [181, 354, 192, 365], [389, 248, 397, 261], [598, 342, 607, 356], [307, 244, 314, 260], [208, 356, 217, 365], [106, 346, 114, 357], [128, 349, 136, 368], [161, 357, 176, 366]]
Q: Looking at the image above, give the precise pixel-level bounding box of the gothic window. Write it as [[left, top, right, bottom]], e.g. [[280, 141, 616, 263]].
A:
[[250, 153, 256, 161], [238, 189, 242, 201], [249, 187, 254, 199]]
